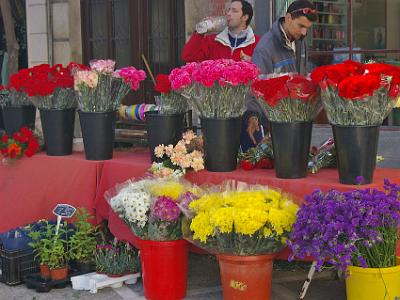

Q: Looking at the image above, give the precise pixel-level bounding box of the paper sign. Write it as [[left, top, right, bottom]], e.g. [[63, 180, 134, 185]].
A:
[[52, 204, 76, 218]]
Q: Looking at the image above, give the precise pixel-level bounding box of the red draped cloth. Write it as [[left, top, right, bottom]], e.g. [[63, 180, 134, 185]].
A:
[[0, 152, 104, 232]]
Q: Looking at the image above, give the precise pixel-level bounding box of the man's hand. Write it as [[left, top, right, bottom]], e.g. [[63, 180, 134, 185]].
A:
[[246, 116, 260, 145], [240, 50, 251, 61]]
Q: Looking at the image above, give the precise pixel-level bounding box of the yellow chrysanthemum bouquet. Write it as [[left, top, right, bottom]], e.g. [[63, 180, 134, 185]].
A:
[[183, 181, 299, 255]]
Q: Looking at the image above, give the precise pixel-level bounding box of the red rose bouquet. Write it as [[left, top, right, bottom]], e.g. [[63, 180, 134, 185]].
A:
[[154, 74, 188, 114], [25, 63, 80, 110], [0, 127, 39, 162], [251, 74, 321, 122], [311, 60, 400, 125], [1, 70, 30, 107]]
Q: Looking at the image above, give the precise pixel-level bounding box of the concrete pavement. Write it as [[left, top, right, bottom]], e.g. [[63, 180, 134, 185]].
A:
[[0, 254, 346, 300]]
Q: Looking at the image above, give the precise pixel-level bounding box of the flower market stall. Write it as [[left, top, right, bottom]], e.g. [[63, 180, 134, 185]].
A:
[[1, 58, 400, 300]]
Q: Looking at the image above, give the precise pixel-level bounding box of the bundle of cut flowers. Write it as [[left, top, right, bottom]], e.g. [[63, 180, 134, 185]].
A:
[[169, 59, 260, 118], [154, 74, 188, 114], [238, 135, 274, 170], [307, 137, 336, 174], [0, 70, 30, 107], [311, 60, 400, 125], [107, 178, 200, 241], [149, 130, 204, 178], [25, 63, 85, 110], [0, 127, 40, 162], [288, 180, 400, 272], [73, 59, 146, 112], [0, 85, 9, 105], [251, 73, 321, 122], [183, 181, 299, 255]]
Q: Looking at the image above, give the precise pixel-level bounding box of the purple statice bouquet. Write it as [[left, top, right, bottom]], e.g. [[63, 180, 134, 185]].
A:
[[288, 180, 400, 272]]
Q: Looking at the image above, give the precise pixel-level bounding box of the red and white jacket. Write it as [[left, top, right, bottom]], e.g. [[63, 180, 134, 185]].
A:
[[182, 27, 260, 62]]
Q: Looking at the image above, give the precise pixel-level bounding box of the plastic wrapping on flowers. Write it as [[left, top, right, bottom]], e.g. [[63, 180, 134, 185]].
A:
[[105, 177, 202, 241], [182, 180, 299, 256]]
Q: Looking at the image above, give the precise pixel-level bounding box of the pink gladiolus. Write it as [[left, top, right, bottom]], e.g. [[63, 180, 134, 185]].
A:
[[114, 67, 147, 91]]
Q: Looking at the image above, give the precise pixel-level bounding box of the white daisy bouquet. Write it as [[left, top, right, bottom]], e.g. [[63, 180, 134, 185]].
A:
[[106, 178, 153, 237], [106, 178, 201, 241]]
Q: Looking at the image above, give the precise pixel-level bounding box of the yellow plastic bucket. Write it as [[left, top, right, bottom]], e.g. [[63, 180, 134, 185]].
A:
[[346, 262, 400, 300]]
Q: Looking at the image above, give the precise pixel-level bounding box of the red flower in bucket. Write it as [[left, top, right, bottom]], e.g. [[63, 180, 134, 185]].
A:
[[154, 74, 172, 95]]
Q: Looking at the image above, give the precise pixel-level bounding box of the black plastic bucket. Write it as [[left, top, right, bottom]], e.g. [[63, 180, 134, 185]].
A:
[[40, 108, 76, 156], [201, 117, 242, 172], [79, 110, 116, 160], [332, 124, 379, 185], [269, 121, 312, 179], [0, 107, 4, 130], [145, 111, 184, 162], [2, 105, 36, 135]]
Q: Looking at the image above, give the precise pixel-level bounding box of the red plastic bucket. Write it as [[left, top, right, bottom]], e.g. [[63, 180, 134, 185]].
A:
[[140, 239, 189, 300], [217, 253, 276, 300]]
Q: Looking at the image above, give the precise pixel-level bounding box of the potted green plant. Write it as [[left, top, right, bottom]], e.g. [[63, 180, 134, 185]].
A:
[[95, 242, 139, 277], [73, 59, 146, 160], [28, 221, 55, 279], [68, 208, 98, 273], [28, 220, 71, 280], [48, 228, 69, 281]]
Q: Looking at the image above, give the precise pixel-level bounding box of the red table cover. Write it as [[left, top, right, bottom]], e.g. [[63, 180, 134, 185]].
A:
[[0, 152, 104, 232]]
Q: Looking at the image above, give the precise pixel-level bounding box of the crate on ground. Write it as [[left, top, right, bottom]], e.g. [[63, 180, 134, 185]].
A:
[[0, 245, 39, 286]]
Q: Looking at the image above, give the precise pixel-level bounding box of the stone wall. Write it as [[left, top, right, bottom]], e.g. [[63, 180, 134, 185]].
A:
[[26, 0, 82, 67]]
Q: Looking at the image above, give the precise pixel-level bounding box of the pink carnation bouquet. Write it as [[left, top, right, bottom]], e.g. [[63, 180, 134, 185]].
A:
[[169, 59, 260, 118], [74, 59, 146, 112]]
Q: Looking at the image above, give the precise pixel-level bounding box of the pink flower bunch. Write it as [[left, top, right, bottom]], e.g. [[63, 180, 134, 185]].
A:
[[193, 59, 259, 87], [168, 59, 259, 90], [89, 59, 116, 73], [169, 62, 197, 90], [114, 67, 147, 91], [151, 196, 181, 222]]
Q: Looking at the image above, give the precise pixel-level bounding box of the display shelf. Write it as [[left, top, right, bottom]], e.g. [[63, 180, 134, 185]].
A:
[[310, 0, 348, 52], [314, 0, 346, 4], [317, 12, 345, 15]]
